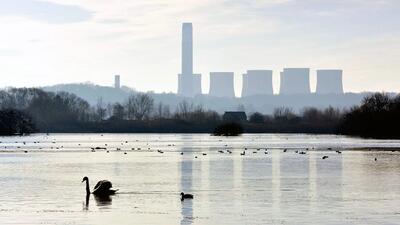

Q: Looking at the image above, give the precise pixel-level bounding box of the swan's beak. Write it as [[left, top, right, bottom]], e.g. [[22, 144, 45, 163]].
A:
[[81, 179, 84, 183]]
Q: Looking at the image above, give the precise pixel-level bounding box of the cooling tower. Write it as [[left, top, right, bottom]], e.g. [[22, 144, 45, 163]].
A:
[[192, 73, 202, 95], [209, 72, 235, 98], [241, 70, 273, 97], [316, 70, 343, 94], [177, 23, 202, 97], [178, 73, 202, 96], [279, 68, 311, 95]]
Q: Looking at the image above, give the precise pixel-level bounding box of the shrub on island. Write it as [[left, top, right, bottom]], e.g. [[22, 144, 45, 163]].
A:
[[213, 122, 243, 136]]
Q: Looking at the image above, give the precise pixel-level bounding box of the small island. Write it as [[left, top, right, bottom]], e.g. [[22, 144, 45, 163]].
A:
[[213, 122, 244, 136]]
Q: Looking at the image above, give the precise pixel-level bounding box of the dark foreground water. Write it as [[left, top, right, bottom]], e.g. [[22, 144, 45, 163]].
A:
[[0, 134, 399, 225]]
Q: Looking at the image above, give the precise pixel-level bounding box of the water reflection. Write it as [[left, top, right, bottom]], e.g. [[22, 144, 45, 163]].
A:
[[1, 134, 399, 225], [233, 148, 243, 220], [83, 194, 90, 211], [82, 194, 112, 211], [179, 135, 194, 225], [94, 195, 112, 207], [271, 150, 281, 220], [308, 151, 318, 211]]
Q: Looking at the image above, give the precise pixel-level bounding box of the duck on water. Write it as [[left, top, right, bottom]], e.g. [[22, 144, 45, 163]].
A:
[[181, 192, 193, 201], [82, 176, 118, 196]]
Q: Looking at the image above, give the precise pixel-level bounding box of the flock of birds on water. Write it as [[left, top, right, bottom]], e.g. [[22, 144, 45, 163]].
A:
[[1, 134, 394, 200], [1, 136, 354, 160]]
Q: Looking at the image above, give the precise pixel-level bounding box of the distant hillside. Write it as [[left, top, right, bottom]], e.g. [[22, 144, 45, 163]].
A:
[[42, 82, 136, 105], [42, 82, 374, 114], [148, 93, 370, 114]]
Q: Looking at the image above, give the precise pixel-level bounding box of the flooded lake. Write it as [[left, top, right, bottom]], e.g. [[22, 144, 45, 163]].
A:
[[0, 133, 399, 225]]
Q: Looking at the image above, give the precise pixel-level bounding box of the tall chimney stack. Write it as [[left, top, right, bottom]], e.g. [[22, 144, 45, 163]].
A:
[[177, 23, 201, 97], [114, 75, 120, 89]]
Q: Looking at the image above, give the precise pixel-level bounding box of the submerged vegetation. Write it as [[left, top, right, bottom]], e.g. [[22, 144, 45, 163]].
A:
[[0, 88, 399, 138]]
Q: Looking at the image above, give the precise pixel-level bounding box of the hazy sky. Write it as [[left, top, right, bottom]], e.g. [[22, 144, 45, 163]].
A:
[[0, 0, 399, 95]]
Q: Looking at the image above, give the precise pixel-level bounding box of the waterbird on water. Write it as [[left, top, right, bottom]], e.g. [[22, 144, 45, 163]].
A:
[[180, 192, 193, 201], [82, 176, 118, 196], [322, 156, 329, 159]]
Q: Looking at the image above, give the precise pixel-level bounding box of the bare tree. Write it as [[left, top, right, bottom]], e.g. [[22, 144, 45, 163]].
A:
[[162, 104, 171, 119], [106, 103, 114, 118], [155, 102, 163, 119], [155, 102, 171, 119], [95, 97, 107, 121], [175, 100, 194, 120], [189, 104, 206, 122], [133, 93, 154, 120], [125, 95, 136, 120], [112, 103, 125, 120], [273, 107, 296, 121], [323, 106, 342, 122]]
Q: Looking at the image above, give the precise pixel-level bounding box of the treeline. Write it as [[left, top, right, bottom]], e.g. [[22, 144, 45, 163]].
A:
[[0, 88, 221, 133], [0, 88, 399, 138], [244, 106, 343, 134], [0, 88, 91, 133], [0, 109, 35, 135], [338, 93, 400, 138]]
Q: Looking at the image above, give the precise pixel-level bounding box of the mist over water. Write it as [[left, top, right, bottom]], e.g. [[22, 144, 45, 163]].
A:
[[0, 134, 399, 224]]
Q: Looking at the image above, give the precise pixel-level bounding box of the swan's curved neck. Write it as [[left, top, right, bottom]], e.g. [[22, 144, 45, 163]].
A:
[[85, 179, 90, 195]]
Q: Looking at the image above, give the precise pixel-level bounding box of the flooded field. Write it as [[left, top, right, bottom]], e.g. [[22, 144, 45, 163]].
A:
[[0, 133, 399, 225]]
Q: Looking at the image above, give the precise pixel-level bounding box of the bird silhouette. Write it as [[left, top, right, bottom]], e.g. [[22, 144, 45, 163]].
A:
[[82, 176, 118, 196], [180, 192, 193, 201]]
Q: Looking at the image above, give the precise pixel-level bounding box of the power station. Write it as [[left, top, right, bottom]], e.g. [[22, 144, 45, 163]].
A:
[[241, 70, 273, 97], [279, 68, 311, 95], [177, 23, 202, 97], [209, 72, 235, 98], [316, 70, 344, 94], [175, 23, 345, 97]]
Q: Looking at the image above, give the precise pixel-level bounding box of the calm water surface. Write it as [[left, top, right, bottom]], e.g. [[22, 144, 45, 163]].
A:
[[0, 133, 399, 225]]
